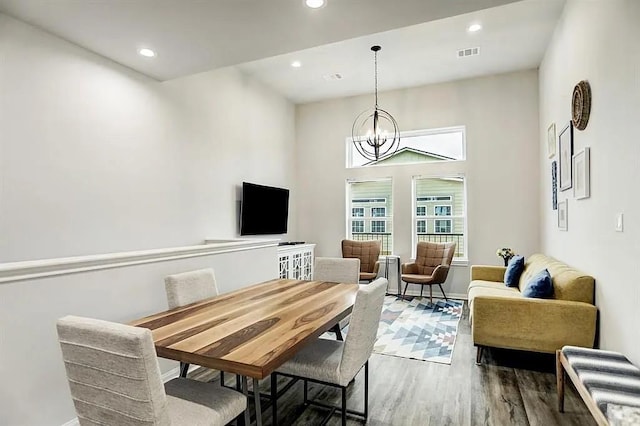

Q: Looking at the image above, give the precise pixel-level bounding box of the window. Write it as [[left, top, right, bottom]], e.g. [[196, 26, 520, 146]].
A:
[[412, 176, 466, 260], [434, 205, 452, 216], [371, 207, 386, 217], [371, 220, 386, 233], [346, 179, 393, 255], [347, 126, 465, 168], [434, 219, 452, 233]]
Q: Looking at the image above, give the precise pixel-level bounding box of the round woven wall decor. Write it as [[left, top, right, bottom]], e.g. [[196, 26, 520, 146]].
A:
[[572, 80, 592, 130]]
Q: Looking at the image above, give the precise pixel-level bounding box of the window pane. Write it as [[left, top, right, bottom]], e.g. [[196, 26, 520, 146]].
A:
[[434, 219, 452, 233], [371, 207, 386, 217], [371, 220, 386, 233], [413, 177, 466, 259], [348, 127, 465, 168], [347, 179, 393, 255], [434, 205, 451, 216], [352, 220, 364, 233]]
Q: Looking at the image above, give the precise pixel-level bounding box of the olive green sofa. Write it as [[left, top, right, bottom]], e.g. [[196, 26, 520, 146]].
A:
[[468, 253, 597, 363]]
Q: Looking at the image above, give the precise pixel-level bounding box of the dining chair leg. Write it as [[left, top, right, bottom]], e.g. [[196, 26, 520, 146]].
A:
[[303, 379, 308, 405], [364, 361, 369, 420], [341, 386, 347, 426], [253, 378, 263, 426], [438, 284, 448, 301], [179, 362, 189, 378], [271, 373, 278, 426], [241, 376, 250, 426]]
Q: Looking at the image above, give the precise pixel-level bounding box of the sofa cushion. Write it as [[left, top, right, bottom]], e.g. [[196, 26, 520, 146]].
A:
[[504, 255, 525, 287], [522, 268, 553, 298], [468, 283, 522, 322], [518, 254, 594, 303]]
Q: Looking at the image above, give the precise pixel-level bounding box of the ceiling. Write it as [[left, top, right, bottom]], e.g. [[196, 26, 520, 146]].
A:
[[0, 0, 565, 104]]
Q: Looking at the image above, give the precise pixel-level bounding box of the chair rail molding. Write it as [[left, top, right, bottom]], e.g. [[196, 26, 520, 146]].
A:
[[0, 239, 279, 284]]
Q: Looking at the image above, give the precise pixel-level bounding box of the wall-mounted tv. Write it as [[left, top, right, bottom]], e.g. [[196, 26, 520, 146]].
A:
[[240, 182, 289, 235]]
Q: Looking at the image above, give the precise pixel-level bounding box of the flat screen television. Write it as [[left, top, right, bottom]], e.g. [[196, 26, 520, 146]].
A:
[[240, 182, 289, 235]]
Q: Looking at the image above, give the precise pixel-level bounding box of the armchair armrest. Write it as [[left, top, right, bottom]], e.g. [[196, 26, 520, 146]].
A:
[[470, 265, 506, 282], [373, 261, 380, 276], [431, 265, 450, 283], [472, 296, 597, 353], [401, 262, 418, 274]]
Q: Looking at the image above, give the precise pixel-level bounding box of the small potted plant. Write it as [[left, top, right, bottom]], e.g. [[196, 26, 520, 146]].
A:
[[496, 248, 515, 266]]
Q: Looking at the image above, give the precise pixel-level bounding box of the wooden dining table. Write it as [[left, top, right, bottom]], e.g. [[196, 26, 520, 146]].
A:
[[130, 278, 359, 426]]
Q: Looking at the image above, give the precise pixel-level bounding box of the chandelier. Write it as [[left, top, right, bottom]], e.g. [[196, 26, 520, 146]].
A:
[[351, 45, 400, 161]]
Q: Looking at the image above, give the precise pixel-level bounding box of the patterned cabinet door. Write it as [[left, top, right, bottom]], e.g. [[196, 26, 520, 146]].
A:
[[276, 244, 315, 280], [278, 254, 289, 279], [302, 250, 313, 280]]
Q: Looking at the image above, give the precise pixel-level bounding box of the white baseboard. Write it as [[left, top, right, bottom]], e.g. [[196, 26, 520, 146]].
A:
[[61, 367, 181, 426]]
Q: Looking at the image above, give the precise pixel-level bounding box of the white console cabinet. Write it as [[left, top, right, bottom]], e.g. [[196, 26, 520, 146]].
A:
[[277, 243, 315, 280]]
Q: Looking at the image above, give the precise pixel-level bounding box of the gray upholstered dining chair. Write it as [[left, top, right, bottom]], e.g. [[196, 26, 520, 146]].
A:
[[57, 315, 247, 426], [314, 257, 361, 341], [272, 277, 387, 426], [165, 268, 218, 378]]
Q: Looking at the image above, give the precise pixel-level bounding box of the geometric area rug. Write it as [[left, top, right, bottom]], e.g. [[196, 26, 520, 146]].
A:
[[372, 296, 463, 365]]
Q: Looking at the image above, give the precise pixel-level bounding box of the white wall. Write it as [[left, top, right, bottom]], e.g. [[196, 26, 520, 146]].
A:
[[0, 13, 297, 263], [0, 244, 278, 426], [539, 0, 640, 364], [295, 70, 540, 296]]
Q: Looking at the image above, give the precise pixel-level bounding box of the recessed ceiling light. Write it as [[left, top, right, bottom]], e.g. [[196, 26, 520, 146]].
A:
[[305, 0, 325, 9], [138, 48, 156, 58], [468, 23, 482, 33], [291, 61, 302, 68]]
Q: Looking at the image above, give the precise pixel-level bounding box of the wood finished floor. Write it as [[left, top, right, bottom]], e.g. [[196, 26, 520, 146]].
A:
[[190, 301, 595, 426]]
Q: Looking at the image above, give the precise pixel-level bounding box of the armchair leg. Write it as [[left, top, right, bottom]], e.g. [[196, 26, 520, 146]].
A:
[[420, 286, 424, 298], [438, 284, 448, 301], [429, 285, 433, 304], [402, 282, 409, 299], [476, 346, 484, 365]]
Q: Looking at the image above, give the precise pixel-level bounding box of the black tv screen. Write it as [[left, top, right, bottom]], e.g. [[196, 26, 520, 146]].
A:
[[240, 182, 289, 235]]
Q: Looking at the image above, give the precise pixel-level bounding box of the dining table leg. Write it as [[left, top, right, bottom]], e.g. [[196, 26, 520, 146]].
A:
[[253, 378, 263, 426], [271, 374, 278, 426]]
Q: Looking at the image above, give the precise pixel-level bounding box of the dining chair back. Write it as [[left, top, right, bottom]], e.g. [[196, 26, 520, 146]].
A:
[[314, 257, 360, 284], [57, 316, 247, 426], [57, 316, 172, 425], [164, 268, 218, 309], [339, 277, 387, 381]]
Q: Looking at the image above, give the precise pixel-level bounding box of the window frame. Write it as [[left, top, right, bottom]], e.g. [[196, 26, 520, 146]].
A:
[[351, 220, 365, 233], [434, 219, 452, 234], [434, 205, 452, 216], [411, 174, 468, 263], [416, 206, 426, 216], [371, 207, 386, 217], [346, 126, 466, 169], [352, 207, 365, 217]]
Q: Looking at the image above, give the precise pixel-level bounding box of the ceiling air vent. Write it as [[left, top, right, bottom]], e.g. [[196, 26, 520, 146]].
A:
[[457, 47, 480, 58], [323, 73, 343, 81]]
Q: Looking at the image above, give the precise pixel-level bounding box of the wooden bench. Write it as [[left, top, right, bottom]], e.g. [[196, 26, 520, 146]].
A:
[[557, 346, 640, 425]]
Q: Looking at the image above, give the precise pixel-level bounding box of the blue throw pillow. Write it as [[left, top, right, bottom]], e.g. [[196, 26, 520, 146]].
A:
[[522, 268, 553, 298], [504, 255, 525, 287]]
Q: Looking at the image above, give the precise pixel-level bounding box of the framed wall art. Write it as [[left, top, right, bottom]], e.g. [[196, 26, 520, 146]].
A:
[[548, 122, 556, 158], [573, 147, 590, 199], [552, 160, 558, 210], [558, 199, 568, 231], [558, 122, 573, 191]]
